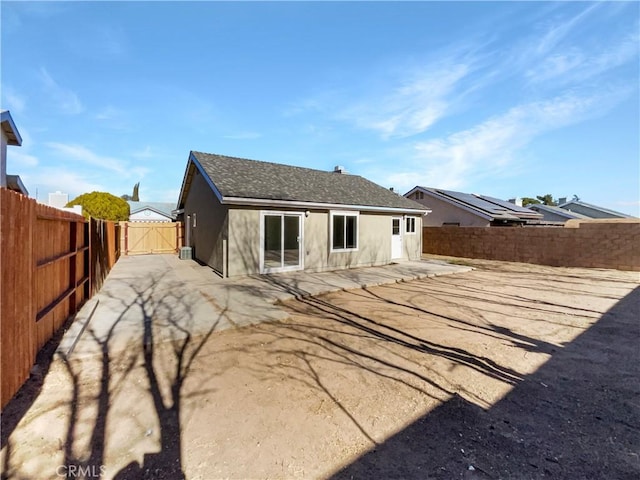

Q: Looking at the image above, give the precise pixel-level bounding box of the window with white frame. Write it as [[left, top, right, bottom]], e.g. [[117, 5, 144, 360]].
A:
[[330, 211, 358, 251], [405, 216, 416, 234]]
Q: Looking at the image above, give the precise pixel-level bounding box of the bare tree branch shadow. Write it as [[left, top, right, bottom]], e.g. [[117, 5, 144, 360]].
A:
[[109, 274, 223, 480], [328, 287, 640, 479]]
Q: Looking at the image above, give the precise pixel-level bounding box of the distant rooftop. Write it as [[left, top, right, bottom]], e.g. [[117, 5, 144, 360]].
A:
[[127, 201, 177, 219], [528, 203, 590, 220], [558, 199, 635, 219], [1, 110, 22, 146], [408, 187, 543, 223]]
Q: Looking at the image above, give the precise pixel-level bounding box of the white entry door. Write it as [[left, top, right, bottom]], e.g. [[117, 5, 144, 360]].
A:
[[391, 216, 403, 259]]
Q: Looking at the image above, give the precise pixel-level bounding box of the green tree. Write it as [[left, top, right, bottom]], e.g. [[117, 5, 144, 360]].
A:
[[121, 182, 140, 202], [66, 191, 130, 221], [522, 197, 541, 206], [536, 194, 557, 206]]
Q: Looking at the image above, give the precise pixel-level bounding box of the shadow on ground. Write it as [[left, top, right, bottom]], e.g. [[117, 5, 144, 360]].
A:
[[2, 254, 638, 480], [329, 287, 640, 479], [1, 267, 225, 480]]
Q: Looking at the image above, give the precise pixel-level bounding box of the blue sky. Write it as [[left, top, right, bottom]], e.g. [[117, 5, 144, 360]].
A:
[[2, 1, 639, 214]]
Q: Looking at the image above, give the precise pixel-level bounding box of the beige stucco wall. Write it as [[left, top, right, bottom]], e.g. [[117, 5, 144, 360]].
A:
[[306, 211, 393, 271], [408, 192, 490, 227], [226, 207, 423, 277], [402, 215, 422, 260], [227, 207, 261, 277], [184, 169, 228, 274]]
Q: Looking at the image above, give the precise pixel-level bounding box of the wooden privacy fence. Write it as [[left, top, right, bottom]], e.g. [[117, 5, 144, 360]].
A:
[[91, 220, 120, 295], [120, 221, 182, 255], [0, 188, 119, 409]]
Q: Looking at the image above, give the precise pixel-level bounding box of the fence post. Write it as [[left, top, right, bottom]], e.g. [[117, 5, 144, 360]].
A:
[[84, 221, 90, 301], [69, 221, 77, 315], [124, 222, 128, 255]]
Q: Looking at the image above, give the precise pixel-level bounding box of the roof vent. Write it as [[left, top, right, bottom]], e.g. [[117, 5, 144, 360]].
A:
[[333, 165, 346, 174]]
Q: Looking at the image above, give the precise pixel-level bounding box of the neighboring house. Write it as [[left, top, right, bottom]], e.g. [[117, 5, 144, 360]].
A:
[[1, 110, 24, 192], [405, 186, 542, 227], [175, 151, 428, 277], [127, 201, 176, 222], [49, 191, 70, 208], [526, 204, 590, 223], [47, 191, 82, 215], [6, 174, 28, 196], [557, 199, 635, 219]]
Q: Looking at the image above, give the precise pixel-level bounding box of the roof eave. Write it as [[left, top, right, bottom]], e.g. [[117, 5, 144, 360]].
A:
[[560, 201, 632, 218], [177, 151, 225, 209], [130, 206, 175, 219], [1, 110, 23, 146], [221, 196, 430, 214], [418, 188, 494, 221], [6, 174, 28, 196]]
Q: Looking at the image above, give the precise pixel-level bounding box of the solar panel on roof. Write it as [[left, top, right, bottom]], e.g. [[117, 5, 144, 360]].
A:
[[480, 195, 535, 213], [437, 189, 507, 214]]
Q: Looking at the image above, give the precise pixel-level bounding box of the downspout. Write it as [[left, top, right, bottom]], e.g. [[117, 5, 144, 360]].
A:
[[185, 215, 191, 247]]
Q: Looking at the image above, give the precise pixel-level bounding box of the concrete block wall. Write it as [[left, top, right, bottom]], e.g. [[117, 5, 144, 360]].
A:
[[422, 220, 640, 271]]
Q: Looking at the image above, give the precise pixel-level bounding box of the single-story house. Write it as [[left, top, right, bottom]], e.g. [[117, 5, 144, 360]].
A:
[[557, 199, 635, 219], [527, 203, 590, 223], [405, 186, 542, 227], [1, 110, 23, 190], [175, 151, 428, 277], [128, 201, 176, 222]]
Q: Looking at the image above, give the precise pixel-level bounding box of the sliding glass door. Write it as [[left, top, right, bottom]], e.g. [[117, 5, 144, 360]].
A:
[[261, 212, 303, 273]]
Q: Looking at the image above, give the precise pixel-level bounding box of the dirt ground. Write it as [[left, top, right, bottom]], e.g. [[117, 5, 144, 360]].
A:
[[2, 257, 639, 479]]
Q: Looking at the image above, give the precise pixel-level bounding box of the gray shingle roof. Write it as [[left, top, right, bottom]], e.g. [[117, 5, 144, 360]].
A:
[[558, 200, 634, 218], [191, 151, 426, 211], [528, 204, 590, 219]]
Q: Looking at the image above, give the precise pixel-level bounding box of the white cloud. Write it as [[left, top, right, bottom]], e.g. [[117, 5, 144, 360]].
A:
[[39, 67, 83, 115], [95, 106, 121, 121], [342, 63, 471, 139], [8, 150, 39, 168], [527, 32, 639, 85], [5, 126, 38, 168], [534, 3, 601, 57], [132, 145, 154, 159], [21, 168, 105, 201], [399, 89, 629, 192], [2, 87, 26, 114], [94, 106, 132, 131], [45, 142, 149, 179]]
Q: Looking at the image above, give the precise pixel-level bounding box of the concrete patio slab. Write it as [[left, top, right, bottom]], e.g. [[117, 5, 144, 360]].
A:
[[59, 255, 472, 358]]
